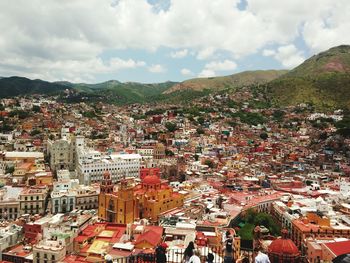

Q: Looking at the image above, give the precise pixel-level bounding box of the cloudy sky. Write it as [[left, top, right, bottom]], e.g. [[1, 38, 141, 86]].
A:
[[0, 0, 349, 83]]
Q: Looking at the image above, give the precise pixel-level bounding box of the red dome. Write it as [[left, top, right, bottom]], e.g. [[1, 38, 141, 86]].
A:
[[268, 238, 299, 256], [143, 175, 161, 185]]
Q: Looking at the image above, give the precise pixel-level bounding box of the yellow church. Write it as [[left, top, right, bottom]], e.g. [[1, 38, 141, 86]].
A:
[[98, 172, 139, 224], [98, 172, 184, 223]]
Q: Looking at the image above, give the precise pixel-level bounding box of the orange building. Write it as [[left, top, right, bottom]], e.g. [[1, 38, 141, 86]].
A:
[[98, 172, 139, 224], [291, 212, 350, 253], [134, 174, 184, 221], [99, 172, 184, 223], [140, 167, 160, 180]]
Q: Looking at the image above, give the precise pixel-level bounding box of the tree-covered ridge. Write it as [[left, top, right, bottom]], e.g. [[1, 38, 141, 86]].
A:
[[268, 45, 350, 110], [165, 70, 288, 94], [0, 76, 70, 97]]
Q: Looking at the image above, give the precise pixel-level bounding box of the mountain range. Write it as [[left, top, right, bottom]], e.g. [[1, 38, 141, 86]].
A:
[[1, 45, 350, 109]]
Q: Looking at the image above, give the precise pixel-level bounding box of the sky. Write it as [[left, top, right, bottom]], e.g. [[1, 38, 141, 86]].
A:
[[0, 0, 350, 83]]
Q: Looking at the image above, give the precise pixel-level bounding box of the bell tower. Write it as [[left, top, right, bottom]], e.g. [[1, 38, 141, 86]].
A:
[[99, 171, 114, 221], [101, 171, 113, 194]]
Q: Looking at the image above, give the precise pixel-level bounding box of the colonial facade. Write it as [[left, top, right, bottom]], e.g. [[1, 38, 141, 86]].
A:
[[47, 130, 84, 172], [19, 186, 48, 215], [51, 171, 99, 214], [98, 172, 138, 224], [98, 171, 184, 223], [135, 175, 184, 221], [0, 186, 21, 220], [77, 150, 141, 185]]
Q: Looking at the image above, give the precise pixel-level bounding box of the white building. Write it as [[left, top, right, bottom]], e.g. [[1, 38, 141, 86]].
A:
[[47, 129, 84, 172], [136, 147, 154, 160], [0, 133, 13, 143], [77, 148, 141, 184], [0, 224, 23, 260], [19, 186, 49, 215], [51, 170, 99, 214], [33, 239, 66, 263], [0, 186, 21, 220]]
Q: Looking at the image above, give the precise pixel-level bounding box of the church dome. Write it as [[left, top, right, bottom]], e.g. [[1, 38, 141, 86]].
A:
[[143, 175, 161, 185], [268, 229, 299, 256]]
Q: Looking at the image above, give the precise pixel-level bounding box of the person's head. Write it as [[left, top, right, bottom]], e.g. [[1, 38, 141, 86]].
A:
[[225, 230, 230, 237], [254, 246, 264, 254], [194, 250, 201, 257], [225, 237, 233, 252], [185, 241, 195, 257], [207, 253, 214, 262], [159, 242, 168, 250], [187, 241, 195, 250]]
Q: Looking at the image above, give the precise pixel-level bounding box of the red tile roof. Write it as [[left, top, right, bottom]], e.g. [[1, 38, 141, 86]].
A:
[[324, 240, 350, 256], [134, 230, 161, 246]]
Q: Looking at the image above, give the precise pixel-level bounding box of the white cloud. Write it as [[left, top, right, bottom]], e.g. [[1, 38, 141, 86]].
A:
[[196, 47, 216, 60], [198, 69, 216, 78], [0, 56, 146, 82], [262, 49, 276, 56], [205, 60, 237, 71], [0, 0, 349, 81], [264, 44, 305, 68], [180, 68, 193, 76], [198, 59, 237, 78], [170, 49, 188, 58], [148, 64, 166, 73]]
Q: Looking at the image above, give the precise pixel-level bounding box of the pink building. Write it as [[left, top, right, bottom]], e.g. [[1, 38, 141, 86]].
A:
[[306, 239, 350, 262]]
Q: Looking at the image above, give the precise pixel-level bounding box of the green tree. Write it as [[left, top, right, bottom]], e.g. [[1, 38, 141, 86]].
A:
[[32, 105, 41, 113], [260, 132, 268, 140], [196, 127, 205, 135], [165, 149, 174, 156], [5, 166, 15, 174], [9, 110, 30, 119], [272, 110, 285, 121], [245, 209, 258, 224], [30, 129, 41, 136], [83, 111, 97, 118], [194, 154, 199, 161], [204, 159, 214, 168], [165, 122, 177, 132], [197, 116, 205, 125], [254, 212, 280, 235]]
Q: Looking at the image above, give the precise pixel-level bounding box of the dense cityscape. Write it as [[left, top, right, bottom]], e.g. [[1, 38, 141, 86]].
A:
[[2, 1, 350, 263], [0, 83, 350, 263]]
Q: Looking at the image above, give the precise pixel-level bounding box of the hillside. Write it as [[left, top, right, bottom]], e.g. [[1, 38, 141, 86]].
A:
[[0, 77, 70, 98], [268, 45, 350, 109], [164, 70, 288, 94], [0, 77, 175, 104], [70, 81, 176, 104]]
